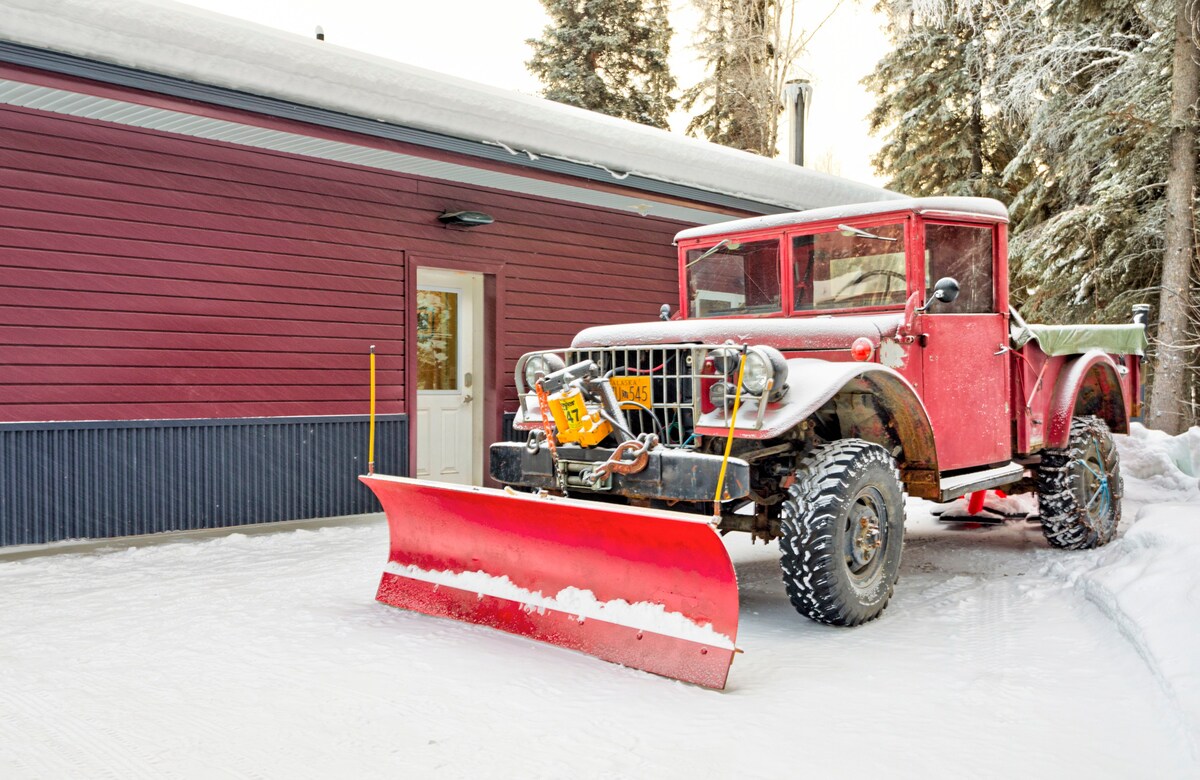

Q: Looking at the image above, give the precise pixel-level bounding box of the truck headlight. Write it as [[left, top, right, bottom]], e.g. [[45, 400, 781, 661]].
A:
[[739, 347, 788, 399], [707, 345, 788, 401], [522, 353, 566, 390]]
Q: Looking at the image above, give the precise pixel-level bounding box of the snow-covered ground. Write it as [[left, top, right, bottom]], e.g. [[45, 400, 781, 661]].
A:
[[2, 424, 1198, 778]]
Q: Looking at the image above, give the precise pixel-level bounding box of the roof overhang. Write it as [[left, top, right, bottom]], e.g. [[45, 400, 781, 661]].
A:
[[0, 0, 902, 219]]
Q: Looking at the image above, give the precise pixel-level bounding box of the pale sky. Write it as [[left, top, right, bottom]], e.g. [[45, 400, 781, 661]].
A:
[[173, 0, 890, 187]]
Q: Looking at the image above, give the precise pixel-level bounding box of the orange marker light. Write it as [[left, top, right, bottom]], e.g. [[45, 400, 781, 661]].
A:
[[851, 337, 874, 362]]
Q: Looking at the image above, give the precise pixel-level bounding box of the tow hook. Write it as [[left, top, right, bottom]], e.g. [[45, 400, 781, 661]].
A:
[[582, 434, 659, 485]]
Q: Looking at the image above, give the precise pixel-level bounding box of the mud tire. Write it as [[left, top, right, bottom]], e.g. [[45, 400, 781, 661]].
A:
[[778, 440, 905, 626], [1037, 416, 1122, 550]]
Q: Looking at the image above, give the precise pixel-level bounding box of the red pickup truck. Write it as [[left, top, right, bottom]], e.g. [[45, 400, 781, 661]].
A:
[[493, 196, 1148, 627]]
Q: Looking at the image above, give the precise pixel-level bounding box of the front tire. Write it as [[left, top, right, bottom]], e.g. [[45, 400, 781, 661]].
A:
[[779, 440, 906, 626], [1037, 416, 1122, 549]]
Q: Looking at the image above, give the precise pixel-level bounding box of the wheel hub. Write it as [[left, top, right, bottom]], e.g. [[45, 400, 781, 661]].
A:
[[848, 504, 883, 569], [1077, 440, 1113, 525]]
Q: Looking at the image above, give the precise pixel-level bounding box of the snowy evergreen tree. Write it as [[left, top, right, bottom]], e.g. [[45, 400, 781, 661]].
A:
[[682, 0, 806, 155], [864, 2, 1021, 201], [527, 0, 678, 129], [867, 0, 1200, 426], [992, 0, 1200, 426], [992, 0, 1171, 323]]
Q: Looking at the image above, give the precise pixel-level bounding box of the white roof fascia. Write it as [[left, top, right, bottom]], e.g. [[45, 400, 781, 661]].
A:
[[0, 0, 903, 213]]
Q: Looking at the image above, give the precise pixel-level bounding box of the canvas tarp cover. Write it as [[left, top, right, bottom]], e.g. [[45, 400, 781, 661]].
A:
[[1014, 323, 1148, 356]]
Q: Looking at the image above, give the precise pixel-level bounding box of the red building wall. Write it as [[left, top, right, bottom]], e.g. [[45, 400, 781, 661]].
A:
[[0, 70, 692, 428], [0, 61, 751, 545]]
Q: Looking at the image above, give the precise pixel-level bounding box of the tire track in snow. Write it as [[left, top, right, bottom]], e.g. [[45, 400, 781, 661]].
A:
[[0, 684, 160, 779], [721, 513, 1197, 778]]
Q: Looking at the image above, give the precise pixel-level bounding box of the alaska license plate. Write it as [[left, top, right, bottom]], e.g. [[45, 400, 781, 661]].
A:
[[610, 376, 653, 410]]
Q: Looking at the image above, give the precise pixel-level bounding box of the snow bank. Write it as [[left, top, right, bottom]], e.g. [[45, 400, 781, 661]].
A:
[[1072, 506, 1200, 751], [1041, 423, 1200, 757], [1, 0, 900, 212], [385, 562, 735, 649], [1118, 423, 1200, 502]]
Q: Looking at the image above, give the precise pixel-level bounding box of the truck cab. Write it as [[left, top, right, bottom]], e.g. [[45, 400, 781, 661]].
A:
[[675, 197, 1013, 474]]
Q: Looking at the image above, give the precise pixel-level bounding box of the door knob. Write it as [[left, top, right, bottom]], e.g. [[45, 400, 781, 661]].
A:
[[462, 394, 473, 405]]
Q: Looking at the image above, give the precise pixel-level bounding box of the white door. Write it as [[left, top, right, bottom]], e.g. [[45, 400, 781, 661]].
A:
[[416, 268, 483, 485]]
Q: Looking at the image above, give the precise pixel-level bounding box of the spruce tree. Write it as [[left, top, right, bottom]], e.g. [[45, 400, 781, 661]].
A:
[[527, 0, 677, 129], [992, 0, 1171, 332], [864, 2, 1020, 201], [867, 0, 1200, 426]]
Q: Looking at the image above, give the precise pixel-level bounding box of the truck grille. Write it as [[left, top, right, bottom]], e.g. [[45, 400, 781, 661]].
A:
[[566, 345, 701, 447]]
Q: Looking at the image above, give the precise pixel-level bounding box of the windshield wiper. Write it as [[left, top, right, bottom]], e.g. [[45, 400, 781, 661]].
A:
[[685, 238, 732, 268], [837, 224, 897, 242]]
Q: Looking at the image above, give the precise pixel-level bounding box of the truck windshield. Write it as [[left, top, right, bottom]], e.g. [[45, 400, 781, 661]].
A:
[[686, 238, 782, 317], [793, 222, 908, 311]]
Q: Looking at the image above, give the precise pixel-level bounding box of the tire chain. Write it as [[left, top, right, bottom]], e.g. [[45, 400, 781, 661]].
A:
[[1036, 415, 1123, 550]]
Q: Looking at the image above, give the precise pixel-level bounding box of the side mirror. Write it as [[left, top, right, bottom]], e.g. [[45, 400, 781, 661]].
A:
[[660, 304, 671, 321], [919, 277, 960, 312]]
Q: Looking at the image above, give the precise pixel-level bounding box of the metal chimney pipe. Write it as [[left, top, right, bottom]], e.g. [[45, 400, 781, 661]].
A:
[[783, 79, 812, 166], [315, 25, 325, 41]]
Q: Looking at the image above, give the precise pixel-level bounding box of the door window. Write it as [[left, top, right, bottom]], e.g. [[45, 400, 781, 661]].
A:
[[417, 289, 459, 391], [925, 224, 995, 313]]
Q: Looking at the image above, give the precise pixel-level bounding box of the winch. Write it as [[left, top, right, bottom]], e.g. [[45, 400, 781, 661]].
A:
[[533, 360, 615, 447], [545, 382, 612, 447]]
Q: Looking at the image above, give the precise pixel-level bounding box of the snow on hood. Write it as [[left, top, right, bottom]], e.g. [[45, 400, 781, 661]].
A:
[[571, 314, 903, 350], [1, 0, 902, 213]]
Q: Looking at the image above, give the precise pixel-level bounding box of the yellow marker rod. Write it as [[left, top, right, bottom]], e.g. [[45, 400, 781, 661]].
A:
[[368, 344, 377, 476], [713, 349, 748, 519]]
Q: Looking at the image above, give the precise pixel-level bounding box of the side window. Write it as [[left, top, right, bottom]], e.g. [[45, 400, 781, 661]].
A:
[[925, 224, 994, 313]]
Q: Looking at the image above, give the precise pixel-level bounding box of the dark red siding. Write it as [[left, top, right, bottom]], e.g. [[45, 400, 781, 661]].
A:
[[0, 79, 701, 429]]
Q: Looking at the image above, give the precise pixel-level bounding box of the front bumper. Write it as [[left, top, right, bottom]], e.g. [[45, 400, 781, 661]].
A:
[[489, 441, 750, 502]]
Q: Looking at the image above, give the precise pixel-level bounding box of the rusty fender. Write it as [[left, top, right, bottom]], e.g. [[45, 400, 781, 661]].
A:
[[1045, 350, 1129, 449]]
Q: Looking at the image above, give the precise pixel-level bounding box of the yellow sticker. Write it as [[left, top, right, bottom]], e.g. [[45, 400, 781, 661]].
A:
[[558, 394, 587, 429]]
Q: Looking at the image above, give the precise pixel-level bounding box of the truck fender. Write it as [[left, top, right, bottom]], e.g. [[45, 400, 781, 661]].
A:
[[697, 358, 938, 487], [1045, 350, 1129, 449]]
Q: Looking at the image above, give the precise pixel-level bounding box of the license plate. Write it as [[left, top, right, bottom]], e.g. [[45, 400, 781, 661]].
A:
[[610, 376, 653, 410]]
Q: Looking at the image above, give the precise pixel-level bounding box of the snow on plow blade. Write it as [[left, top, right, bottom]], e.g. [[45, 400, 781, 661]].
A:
[[360, 475, 740, 689]]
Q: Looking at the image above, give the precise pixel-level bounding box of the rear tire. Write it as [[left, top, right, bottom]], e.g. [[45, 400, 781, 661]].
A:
[[1037, 416, 1122, 549], [778, 440, 905, 626]]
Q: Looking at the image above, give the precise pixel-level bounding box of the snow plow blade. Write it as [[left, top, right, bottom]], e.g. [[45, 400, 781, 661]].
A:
[[360, 475, 740, 689]]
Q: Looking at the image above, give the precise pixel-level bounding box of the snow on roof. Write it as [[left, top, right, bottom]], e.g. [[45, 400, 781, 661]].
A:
[[674, 197, 1010, 241], [1, 0, 902, 213]]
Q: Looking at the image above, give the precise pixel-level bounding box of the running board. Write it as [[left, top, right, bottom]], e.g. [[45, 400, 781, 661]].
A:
[[938, 462, 1025, 502]]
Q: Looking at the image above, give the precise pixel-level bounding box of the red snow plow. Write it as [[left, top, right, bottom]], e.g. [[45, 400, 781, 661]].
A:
[[367, 197, 1147, 689], [360, 475, 740, 689]]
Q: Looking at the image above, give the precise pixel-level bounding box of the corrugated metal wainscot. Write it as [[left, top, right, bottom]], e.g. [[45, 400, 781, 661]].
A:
[[0, 414, 405, 546]]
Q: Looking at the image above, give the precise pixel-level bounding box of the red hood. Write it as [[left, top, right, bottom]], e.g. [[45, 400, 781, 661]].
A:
[[571, 313, 904, 351]]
